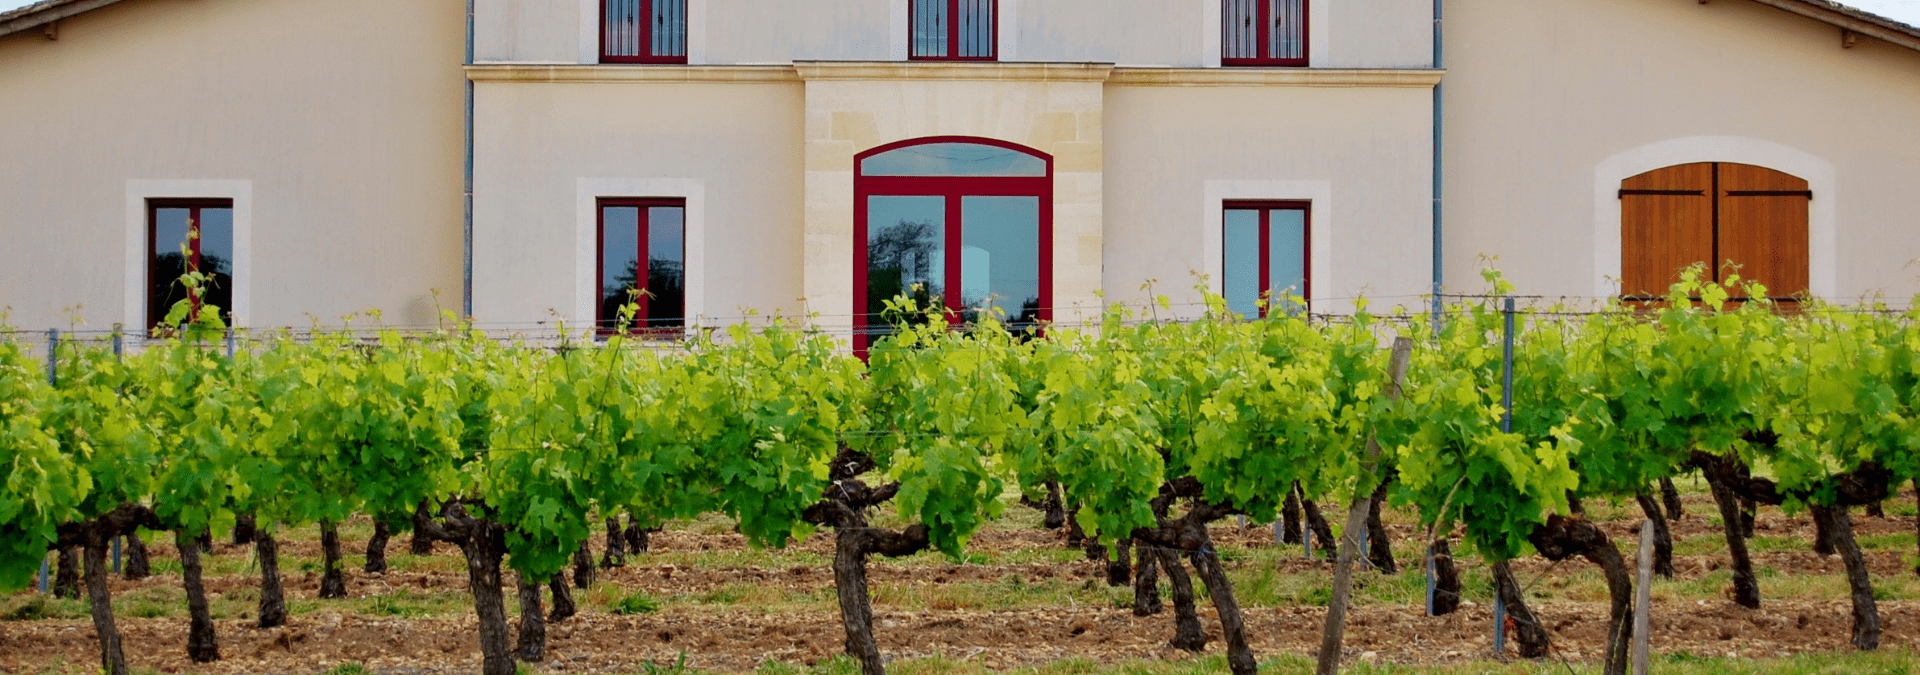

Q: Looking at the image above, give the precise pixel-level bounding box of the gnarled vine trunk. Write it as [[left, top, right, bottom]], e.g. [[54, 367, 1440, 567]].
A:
[[1188, 533, 1256, 675], [515, 573, 546, 662], [1365, 479, 1396, 574], [548, 574, 576, 622], [1105, 538, 1132, 586], [1150, 545, 1206, 651], [624, 522, 656, 555], [63, 504, 160, 675], [1811, 504, 1880, 650], [174, 529, 220, 662], [122, 530, 151, 580], [1280, 484, 1303, 545], [832, 524, 933, 675], [1428, 536, 1461, 615], [1705, 473, 1762, 608], [1660, 477, 1685, 520], [257, 531, 287, 629], [1529, 515, 1632, 675], [1300, 497, 1335, 561], [600, 514, 627, 568], [1131, 538, 1162, 616], [1634, 492, 1675, 579], [318, 519, 347, 598], [1491, 560, 1550, 659], [572, 541, 596, 589], [53, 545, 80, 599], [364, 521, 391, 573], [232, 514, 256, 546]]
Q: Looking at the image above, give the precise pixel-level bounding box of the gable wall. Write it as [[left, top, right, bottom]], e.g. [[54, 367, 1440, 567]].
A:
[[0, 0, 468, 332], [1444, 0, 1920, 301]]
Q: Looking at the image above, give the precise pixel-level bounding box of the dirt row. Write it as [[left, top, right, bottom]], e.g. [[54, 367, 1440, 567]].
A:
[[5, 596, 1914, 674]]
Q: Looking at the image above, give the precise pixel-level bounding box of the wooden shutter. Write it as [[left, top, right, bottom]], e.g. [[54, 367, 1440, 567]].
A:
[[1620, 163, 1713, 298], [1718, 163, 1810, 299], [1620, 162, 1809, 301]]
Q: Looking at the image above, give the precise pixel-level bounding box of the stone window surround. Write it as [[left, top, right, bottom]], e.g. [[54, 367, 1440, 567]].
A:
[[124, 179, 253, 332]]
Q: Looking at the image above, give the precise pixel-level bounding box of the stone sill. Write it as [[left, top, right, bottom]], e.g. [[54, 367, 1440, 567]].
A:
[[467, 62, 1443, 88]]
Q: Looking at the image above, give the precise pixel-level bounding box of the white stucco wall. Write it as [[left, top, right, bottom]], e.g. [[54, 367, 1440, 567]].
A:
[[0, 0, 468, 332], [471, 79, 807, 329], [1444, 0, 1920, 301], [1104, 82, 1436, 317]]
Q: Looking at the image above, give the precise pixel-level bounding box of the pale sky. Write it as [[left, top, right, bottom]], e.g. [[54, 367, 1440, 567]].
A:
[[0, 0, 1916, 38]]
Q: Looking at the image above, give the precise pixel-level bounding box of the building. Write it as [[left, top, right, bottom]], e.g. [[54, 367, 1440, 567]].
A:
[[2, 0, 1916, 339]]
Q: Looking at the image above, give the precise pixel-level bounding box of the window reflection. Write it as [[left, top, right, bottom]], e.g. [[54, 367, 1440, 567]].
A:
[[599, 201, 686, 335], [1222, 204, 1308, 318], [867, 196, 946, 338], [861, 142, 1046, 177], [960, 196, 1039, 327]]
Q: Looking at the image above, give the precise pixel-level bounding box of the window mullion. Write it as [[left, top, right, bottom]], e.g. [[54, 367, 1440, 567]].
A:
[[943, 193, 963, 320], [1257, 0, 1273, 61], [1257, 209, 1272, 318], [948, 0, 962, 58]]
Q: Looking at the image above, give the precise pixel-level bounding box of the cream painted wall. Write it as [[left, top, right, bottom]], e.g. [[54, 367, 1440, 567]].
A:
[[1104, 84, 1436, 317], [1444, 0, 1920, 301], [476, 0, 1430, 68], [477, 0, 580, 63], [471, 81, 807, 329], [0, 0, 468, 332], [706, 0, 890, 63]]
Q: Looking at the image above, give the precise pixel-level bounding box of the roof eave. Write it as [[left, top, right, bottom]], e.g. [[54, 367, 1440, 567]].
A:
[[1751, 0, 1920, 52], [0, 0, 131, 40]]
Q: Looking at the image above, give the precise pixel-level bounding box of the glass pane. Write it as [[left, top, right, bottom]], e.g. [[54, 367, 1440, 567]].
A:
[[197, 208, 234, 323], [867, 196, 946, 335], [601, 206, 641, 331], [913, 0, 948, 57], [151, 208, 193, 329], [653, 0, 687, 57], [1223, 0, 1257, 59], [961, 196, 1040, 326], [1223, 209, 1260, 319], [646, 206, 686, 328], [861, 142, 1046, 177], [1268, 208, 1307, 311], [1271, 0, 1304, 60], [959, 0, 993, 58], [606, 0, 639, 57]]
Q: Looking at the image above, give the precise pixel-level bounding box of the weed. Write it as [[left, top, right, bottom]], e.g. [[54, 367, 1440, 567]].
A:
[[610, 590, 662, 615]]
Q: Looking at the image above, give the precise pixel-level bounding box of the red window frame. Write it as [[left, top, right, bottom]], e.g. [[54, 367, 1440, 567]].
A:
[[147, 198, 233, 332], [1223, 200, 1311, 317], [909, 0, 998, 61], [854, 136, 1052, 352], [596, 197, 688, 337], [600, 0, 689, 64], [1221, 0, 1309, 67]]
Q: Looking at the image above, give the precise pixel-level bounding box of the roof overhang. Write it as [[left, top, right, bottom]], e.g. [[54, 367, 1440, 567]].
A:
[[0, 0, 130, 39], [1748, 0, 1920, 52]]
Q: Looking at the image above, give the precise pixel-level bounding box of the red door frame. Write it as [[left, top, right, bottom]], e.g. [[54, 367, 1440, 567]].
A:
[[908, 0, 999, 61], [597, 197, 686, 335], [1223, 200, 1311, 316], [1221, 0, 1309, 67], [854, 136, 1052, 351]]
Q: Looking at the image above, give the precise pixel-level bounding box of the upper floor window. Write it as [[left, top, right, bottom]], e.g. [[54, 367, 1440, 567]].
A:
[[1223, 0, 1306, 67], [911, 0, 996, 61], [602, 0, 688, 64], [149, 199, 234, 332], [1223, 201, 1308, 318], [598, 198, 687, 335]]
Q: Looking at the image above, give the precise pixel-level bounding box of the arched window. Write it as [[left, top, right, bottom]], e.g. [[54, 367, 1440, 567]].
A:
[[1620, 162, 1810, 302], [855, 137, 1052, 349]]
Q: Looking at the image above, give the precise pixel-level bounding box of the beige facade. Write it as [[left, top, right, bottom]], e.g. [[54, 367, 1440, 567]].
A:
[[0, 0, 468, 332], [1444, 0, 1920, 301], [6, 0, 1919, 337]]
